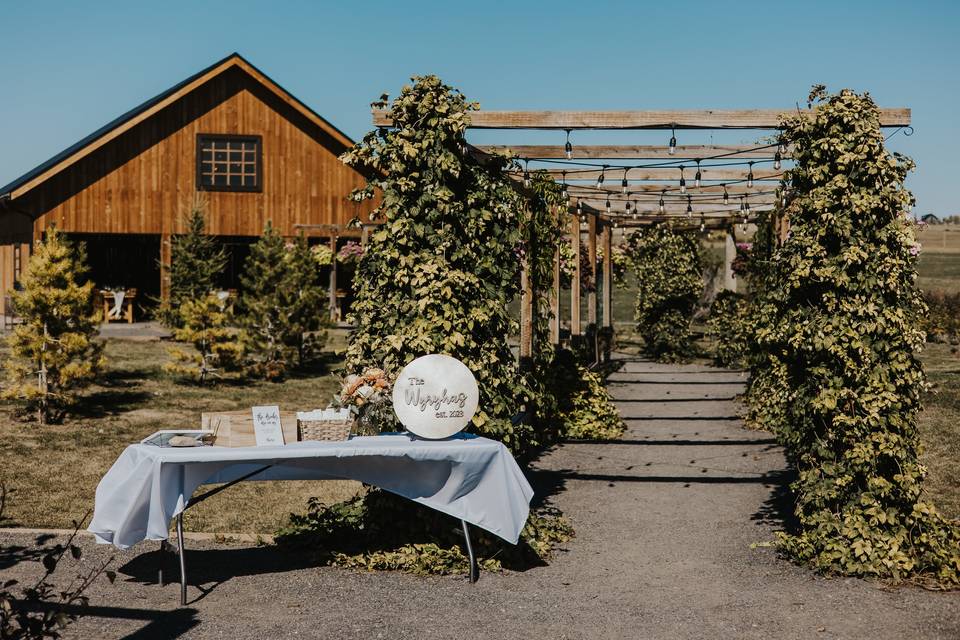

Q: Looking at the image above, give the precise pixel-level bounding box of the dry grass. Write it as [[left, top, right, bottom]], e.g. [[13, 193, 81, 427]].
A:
[[917, 342, 960, 520], [0, 330, 361, 534]]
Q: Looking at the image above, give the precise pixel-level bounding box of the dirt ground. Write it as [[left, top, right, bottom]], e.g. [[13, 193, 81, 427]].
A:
[[1, 356, 958, 639]]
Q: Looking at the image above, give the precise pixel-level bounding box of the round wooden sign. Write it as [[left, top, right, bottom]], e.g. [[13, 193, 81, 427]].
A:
[[392, 354, 479, 439]]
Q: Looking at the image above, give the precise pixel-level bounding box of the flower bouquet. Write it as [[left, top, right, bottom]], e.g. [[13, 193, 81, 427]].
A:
[[337, 367, 398, 435]]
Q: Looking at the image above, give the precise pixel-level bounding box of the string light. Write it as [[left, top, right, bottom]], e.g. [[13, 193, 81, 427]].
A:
[[679, 166, 686, 194], [782, 189, 788, 207], [625, 198, 632, 215], [668, 125, 677, 155], [523, 160, 530, 188], [739, 196, 746, 215], [622, 168, 629, 194], [699, 214, 705, 233], [576, 197, 583, 218], [686, 195, 693, 217], [747, 162, 755, 188], [613, 218, 619, 229], [561, 171, 568, 200], [597, 165, 607, 189], [659, 190, 666, 214], [606, 197, 611, 214], [694, 160, 702, 189], [744, 195, 751, 215], [723, 185, 729, 205], [774, 150, 782, 171], [564, 129, 573, 160], [632, 199, 638, 220]]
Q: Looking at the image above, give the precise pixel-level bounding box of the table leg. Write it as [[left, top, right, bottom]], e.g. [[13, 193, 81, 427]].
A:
[[177, 513, 187, 606], [158, 540, 169, 586], [460, 520, 478, 583]]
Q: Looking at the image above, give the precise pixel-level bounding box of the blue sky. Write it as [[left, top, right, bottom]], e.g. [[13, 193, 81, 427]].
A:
[[1, 0, 957, 214]]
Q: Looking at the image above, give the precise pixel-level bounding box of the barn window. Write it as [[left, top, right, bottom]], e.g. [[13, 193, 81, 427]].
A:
[[197, 134, 262, 192]]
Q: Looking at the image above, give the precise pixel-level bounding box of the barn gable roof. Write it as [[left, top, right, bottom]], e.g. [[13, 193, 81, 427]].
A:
[[0, 53, 356, 201]]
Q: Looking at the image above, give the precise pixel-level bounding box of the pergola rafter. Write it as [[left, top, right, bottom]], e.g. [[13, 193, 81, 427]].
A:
[[478, 144, 788, 160], [373, 108, 910, 129]]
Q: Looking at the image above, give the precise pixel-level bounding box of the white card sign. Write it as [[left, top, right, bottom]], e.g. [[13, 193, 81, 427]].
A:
[[251, 405, 285, 446], [392, 354, 479, 439]]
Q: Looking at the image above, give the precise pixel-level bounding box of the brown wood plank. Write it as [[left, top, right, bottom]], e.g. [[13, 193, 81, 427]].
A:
[[373, 108, 911, 129], [478, 144, 788, 159], [535, 167, 783, 182]]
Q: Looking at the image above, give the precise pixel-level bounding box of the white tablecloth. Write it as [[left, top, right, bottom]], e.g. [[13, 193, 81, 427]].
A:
[[88, 434, 533, 549]]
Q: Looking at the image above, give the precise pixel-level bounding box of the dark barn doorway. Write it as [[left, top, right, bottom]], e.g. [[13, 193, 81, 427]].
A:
[[66, 233, 161, 317]]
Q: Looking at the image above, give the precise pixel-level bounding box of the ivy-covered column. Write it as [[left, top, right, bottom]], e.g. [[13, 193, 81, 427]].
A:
[[753, 87, 960, 585]]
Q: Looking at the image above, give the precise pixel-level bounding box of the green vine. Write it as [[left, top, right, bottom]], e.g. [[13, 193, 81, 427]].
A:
[[624, 224, 703, 362], [749, 87, 960, 586]]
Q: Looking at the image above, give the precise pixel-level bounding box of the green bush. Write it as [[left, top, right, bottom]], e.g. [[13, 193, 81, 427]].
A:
[[541, 349, 624, 440], [624, 224, 703, 362], [277, 488, 573, 575], [706, 290, 751, 368], [750, 86, 960, 586], [923, 290, 960, 344]]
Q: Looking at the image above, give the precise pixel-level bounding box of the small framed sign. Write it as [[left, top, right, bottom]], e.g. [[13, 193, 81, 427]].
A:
[[251, 405, 285, 446], [392, 354, 480, 439]]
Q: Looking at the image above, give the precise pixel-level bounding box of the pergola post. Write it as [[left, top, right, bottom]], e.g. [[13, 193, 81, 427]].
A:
[[328, 235, 338, 322], [587, 215, 598, 362], [519, 225, 534, 368], [570, 214, 581, 343], [724, 230, 737, 292], [602, 222, 612, 328], [601, 221, 613, 362], [549, 234, 561, 345]]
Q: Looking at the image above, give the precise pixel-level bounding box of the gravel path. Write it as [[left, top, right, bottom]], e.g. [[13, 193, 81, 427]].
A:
[[1, 356, 957, 639]]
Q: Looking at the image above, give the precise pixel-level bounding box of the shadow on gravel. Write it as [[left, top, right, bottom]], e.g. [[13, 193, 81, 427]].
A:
[[117, 545, 319, 605], [562, 438, 778, 447], [530, 468, 791, 486], [752, 469, 801, 535], [14, 599, 199, 639]]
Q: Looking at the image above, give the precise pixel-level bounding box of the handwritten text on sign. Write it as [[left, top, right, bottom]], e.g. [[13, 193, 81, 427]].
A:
[[392, 355, 479, 439], [252, 405, 285, 446]]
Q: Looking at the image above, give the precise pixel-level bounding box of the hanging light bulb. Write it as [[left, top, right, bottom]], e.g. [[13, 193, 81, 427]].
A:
[[523, 160, 530, 188], [782, 189, 788, 207], [613, 218, 619, 229], [686, 195, 693, 217], [632, 199, 638, 220], [777, 136, 786, 156], [597, 165, 606, 189], [747, 161, 755, 188], [576, 197, 582, 217], [564, 129, 573, 160], [606, 197, 611, 214], [679, 166, 686, 194], [774, 150, 782, 171], [622, 168, 629, 194], [699, 214, 705, 233], [668, 125, 677, 155], [659, 190, 666, 214], [694, 160, 702, 189], [561, 171, 568, 200], [739, 196, 745, 214], [625, 198, 632, 214], [744, 196, 751, 215], [723, 185, 729, 205]]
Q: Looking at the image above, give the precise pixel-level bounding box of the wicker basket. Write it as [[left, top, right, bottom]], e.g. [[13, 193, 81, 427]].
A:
[[297, 418, 353, 442]]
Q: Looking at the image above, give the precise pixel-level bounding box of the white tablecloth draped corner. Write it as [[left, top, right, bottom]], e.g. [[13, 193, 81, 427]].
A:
[[88, 434, 534, 549]]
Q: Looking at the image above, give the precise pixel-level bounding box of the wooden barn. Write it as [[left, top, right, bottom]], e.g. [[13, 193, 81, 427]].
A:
[[0, 52, 373, 320]]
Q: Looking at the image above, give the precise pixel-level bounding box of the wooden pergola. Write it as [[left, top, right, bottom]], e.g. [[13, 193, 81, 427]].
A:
[[372, 107, 911, 364]]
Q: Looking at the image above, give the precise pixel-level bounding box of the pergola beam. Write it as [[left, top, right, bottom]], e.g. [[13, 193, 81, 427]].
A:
[[374, 108, 910, 129], [529, 168, 783, 182], [478, 144, 788, 160]]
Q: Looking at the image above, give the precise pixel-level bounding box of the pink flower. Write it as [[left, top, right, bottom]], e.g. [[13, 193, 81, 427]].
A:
[[909, 243, 922, 256]]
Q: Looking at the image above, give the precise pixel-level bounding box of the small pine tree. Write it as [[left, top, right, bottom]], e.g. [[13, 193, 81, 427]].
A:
[[163, 293, 243, 384], [238, 222, 298, 380], [283, 236, 328, 366], [2, 228, 104, 423], [159, 197, 227, 326]]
